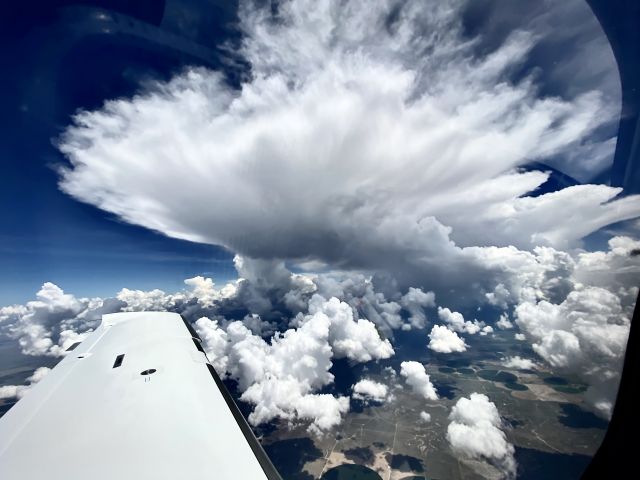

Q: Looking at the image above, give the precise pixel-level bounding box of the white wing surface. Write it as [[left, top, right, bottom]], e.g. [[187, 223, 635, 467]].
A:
[[0, 312, 281, 480]]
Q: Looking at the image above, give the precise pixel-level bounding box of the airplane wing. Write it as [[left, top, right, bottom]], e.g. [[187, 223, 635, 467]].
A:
[[0, 312, 282, 480]]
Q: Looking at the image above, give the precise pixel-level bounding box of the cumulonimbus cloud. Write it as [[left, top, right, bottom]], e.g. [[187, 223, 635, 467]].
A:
[[56, 0, 639, 303]]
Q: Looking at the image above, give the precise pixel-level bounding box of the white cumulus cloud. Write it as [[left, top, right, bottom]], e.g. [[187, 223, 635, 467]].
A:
[[438, 307, 485, 334], [447, 393, 516, 479], [307, 294, 394, 362], [501, 356, 537, 370], [428, 325, 467, 353], [224, 314, 349, 434], [193, 293, 393, 433], [496, 314, 514, 330], [0, 283, 123, 357], [352, 379, 390, 403], [480, 325, 494, 336], [515, 286, 630, 418], [400, 361, 438, 400]]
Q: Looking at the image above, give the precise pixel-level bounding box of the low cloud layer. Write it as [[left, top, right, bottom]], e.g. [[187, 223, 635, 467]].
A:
[[1, 234, 637, 424], [447, 393, 516, 479]]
